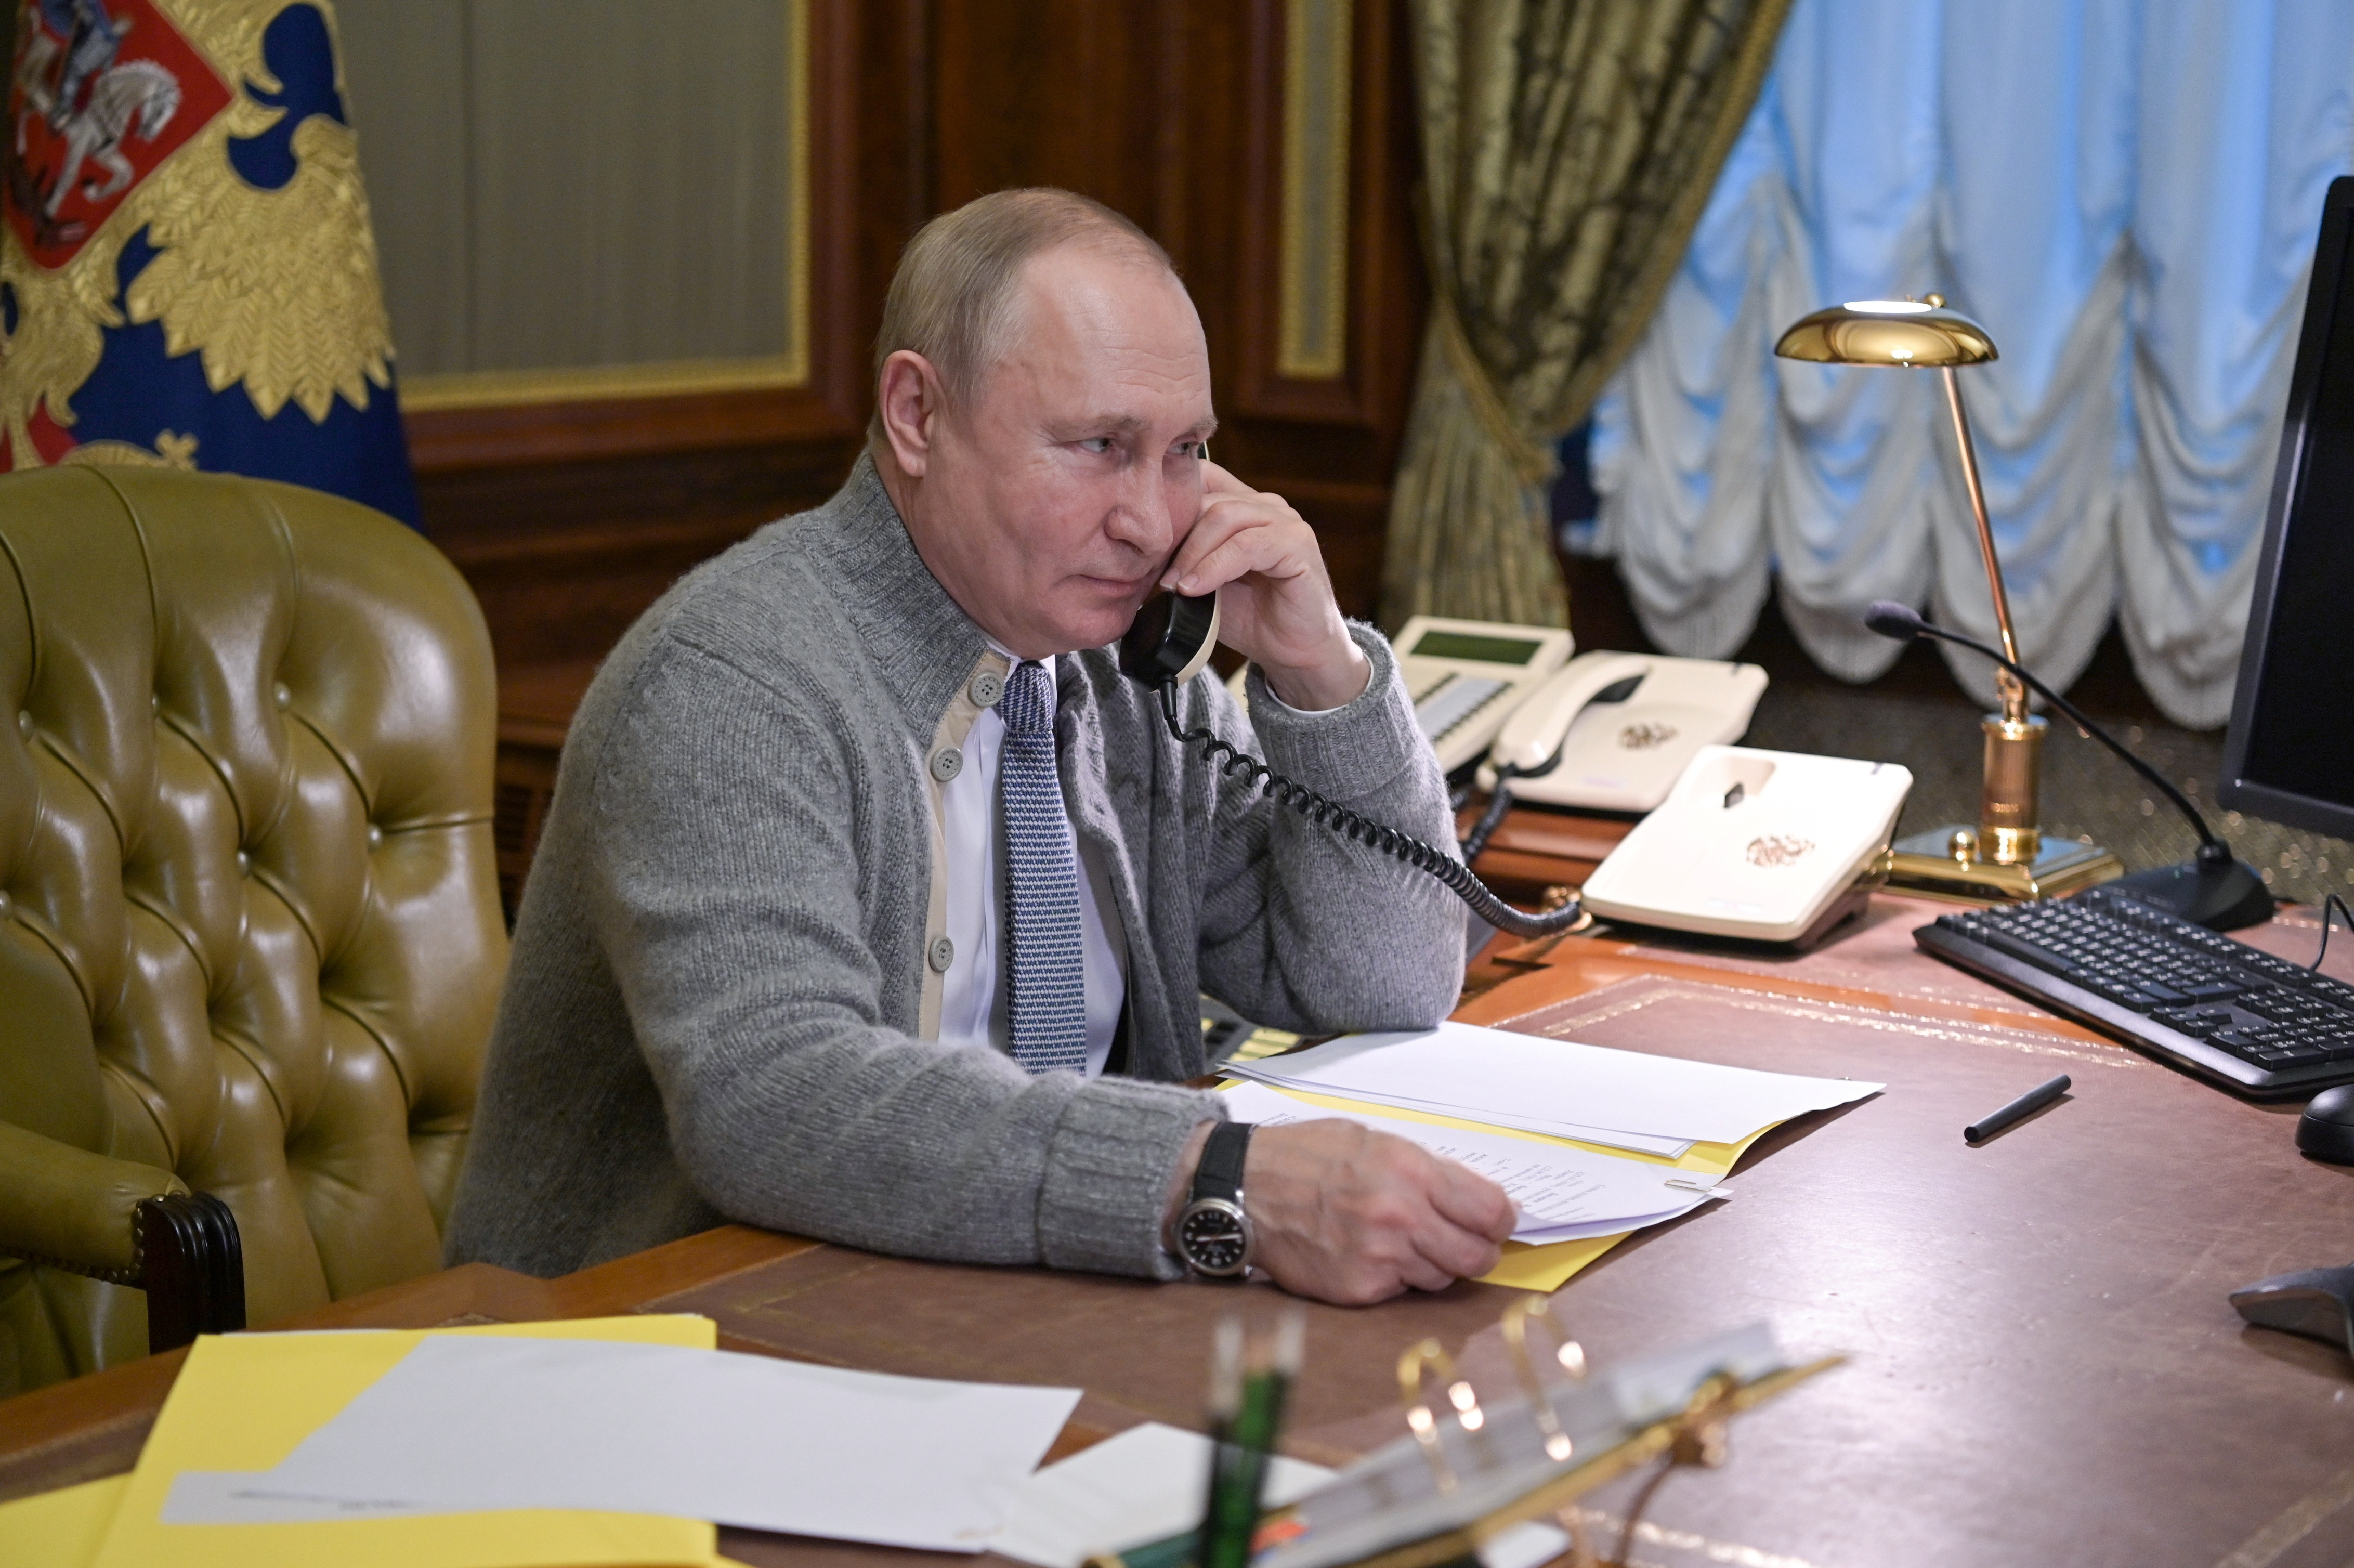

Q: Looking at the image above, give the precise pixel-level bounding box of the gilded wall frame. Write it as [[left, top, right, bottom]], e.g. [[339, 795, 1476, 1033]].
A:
[[1277, 0, 1352, 381]]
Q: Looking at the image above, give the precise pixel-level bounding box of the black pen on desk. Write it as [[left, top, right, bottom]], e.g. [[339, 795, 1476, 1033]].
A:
[[1965, 1074, 2071, 1143]]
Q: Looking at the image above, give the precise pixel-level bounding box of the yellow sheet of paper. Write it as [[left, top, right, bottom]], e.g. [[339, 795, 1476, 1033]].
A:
[[88, 1314, 722, 1568], [0, 1473, 129, 1568], [1225, 1083, 1774, 1291]]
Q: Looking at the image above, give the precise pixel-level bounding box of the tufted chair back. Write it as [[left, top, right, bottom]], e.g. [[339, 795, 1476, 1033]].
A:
[[0, 467, 505, 1396]]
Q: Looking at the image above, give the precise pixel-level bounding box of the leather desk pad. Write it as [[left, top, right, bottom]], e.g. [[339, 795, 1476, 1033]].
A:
[[660, 960, 2354, 1568], [1590, 892, 2354, 1014]]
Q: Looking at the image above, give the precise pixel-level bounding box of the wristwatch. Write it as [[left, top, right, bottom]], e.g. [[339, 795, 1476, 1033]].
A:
[[1175, 1121, 1254, 1277]]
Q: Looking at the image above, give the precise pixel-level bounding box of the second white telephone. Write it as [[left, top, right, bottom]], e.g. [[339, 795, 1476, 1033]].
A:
[[1476, 652, 1769, 813], [1227, 615, 1576, 774]]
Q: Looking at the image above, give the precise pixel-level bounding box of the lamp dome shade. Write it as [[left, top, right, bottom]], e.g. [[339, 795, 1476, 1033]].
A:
[[1774, 301, 1998, 367]]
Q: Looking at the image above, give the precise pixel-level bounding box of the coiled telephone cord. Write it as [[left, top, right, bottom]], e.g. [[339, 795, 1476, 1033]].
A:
[[1155, 683, 1586, 939]]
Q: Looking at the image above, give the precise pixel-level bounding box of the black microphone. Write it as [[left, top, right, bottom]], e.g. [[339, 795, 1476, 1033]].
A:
[[1865, 600, 2272, 930]]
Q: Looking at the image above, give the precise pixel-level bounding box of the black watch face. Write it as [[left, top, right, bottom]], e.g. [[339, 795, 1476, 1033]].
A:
[[1180, 1200, 1249, 1275]]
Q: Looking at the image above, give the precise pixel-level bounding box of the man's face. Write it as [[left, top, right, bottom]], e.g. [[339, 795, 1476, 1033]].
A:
[[889, 245, 1217, 660]]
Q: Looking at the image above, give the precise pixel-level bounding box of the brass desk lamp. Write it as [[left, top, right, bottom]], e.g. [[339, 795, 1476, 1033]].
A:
[[1773, 297, 2122, 900]]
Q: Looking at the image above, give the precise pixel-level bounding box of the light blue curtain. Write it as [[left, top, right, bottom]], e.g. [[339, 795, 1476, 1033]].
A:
[[1587, 0, 2354, 727]]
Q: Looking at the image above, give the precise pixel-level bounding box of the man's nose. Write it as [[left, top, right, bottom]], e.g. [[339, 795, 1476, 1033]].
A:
[[1105, 461, 1176, 556]]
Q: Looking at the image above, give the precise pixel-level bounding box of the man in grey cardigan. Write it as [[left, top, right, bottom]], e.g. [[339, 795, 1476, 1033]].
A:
[[446, 190, 1515, 1303]]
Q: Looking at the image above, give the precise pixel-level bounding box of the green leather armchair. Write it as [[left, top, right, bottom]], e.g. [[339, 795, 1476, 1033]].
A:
[[0, 466, 506, 1396]]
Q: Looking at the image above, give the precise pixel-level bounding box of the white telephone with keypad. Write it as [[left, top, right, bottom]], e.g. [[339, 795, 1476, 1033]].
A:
[[1227, 615, 1575, 773], [1477, 651, 1769, 814]]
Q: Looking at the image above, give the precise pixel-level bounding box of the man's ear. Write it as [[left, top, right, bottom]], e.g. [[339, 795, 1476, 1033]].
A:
[[876, 350, 944, 478]]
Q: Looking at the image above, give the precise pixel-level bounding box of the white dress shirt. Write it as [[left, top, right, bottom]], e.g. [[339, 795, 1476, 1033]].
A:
[[936, 654, 1127, 1075]]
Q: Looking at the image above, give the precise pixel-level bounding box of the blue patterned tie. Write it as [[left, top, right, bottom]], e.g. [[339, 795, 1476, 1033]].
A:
[[1000, 661, 1088, 1074]]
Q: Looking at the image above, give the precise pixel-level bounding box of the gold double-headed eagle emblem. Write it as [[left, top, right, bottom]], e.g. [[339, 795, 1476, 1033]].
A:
[[1, 0, 394, 466]]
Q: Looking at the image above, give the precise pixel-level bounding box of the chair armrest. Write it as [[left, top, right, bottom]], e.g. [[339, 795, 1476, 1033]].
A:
[[0, 1119, 187, 1283], [135, 1193, 245, 1352]]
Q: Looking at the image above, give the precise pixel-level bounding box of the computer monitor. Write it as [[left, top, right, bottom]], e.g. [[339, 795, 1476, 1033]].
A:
[[2220, 175, 2354, 841]]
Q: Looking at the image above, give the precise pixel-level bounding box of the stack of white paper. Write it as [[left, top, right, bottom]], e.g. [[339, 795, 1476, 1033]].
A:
[[1219, 1081, 1728, 1243], [164, 1336, 1081, 1552], [1227, 1021, 1879, 1155]]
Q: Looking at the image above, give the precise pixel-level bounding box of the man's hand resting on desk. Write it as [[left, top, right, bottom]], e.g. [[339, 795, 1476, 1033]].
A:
[[1167, 1121, 1518, 1304]]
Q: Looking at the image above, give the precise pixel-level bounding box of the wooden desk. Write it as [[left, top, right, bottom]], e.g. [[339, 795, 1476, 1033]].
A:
[[7, 897, 2354, 1568]]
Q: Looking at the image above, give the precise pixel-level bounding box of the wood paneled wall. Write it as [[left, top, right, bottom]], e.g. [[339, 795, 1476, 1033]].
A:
[[420, 1, 1427, 679]]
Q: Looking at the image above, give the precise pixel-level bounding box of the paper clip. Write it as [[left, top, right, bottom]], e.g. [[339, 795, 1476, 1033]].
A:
[[1396, 1339, 1484, 1494], [1501, 1294, 1587, 1464]]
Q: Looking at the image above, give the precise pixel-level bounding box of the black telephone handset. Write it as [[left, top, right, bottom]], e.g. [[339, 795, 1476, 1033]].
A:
[[1116, 590, 1222, 686], [1117, 591, 1584, 938]]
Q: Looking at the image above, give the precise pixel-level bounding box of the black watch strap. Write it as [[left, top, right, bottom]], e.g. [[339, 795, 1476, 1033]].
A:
[[1192, 1120, 1252, 1204]]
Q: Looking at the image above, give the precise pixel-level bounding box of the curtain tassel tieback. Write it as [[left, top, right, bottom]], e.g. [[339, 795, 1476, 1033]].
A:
[[1431, 295, 1554, 489]]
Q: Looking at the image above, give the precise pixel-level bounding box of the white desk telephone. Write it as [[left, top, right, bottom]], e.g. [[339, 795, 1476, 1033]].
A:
[[1227, 615, 1574, 774], [1476, 651, 1769, 813], [1580, 745, 1913, 946]]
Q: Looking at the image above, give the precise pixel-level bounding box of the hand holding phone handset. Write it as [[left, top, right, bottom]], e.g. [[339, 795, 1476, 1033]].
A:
[[1118, 592, 1587, 937]]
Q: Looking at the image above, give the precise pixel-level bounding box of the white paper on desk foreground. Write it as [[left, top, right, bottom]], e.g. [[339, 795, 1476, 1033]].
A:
[[1231, 1020, 1881, 1147], [1237, 1086, 1696, 1158], [1225, 1063, 1693, 1158], [1217, 1082, 1726, 1242], [163, 1335, 1080, 1552], [990, 1421, 1569, 1568]]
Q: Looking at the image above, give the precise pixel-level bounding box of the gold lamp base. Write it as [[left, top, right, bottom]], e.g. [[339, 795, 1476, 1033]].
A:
[[1887, 826, 2124, 903]]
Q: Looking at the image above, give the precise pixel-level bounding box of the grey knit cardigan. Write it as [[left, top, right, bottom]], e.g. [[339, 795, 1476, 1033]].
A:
[[443, 455, 1465, 1280]]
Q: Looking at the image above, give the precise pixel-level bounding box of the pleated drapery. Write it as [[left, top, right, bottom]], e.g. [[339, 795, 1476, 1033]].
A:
[[1381, 0, 1791, 631], [1590, 0, 2354, 727]]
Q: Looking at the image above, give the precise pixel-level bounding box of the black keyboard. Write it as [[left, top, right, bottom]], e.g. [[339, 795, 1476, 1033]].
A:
[[1916, 885, 2354, 1097]]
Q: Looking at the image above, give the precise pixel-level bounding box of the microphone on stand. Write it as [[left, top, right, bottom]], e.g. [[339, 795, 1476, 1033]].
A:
[[1864, 600, 2273, 931]]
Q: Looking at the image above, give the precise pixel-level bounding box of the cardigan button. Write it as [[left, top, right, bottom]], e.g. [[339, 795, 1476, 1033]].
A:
[[928, 936, 956, 972], [969, 670, 1004, 708], [930, 747, 963, 783]]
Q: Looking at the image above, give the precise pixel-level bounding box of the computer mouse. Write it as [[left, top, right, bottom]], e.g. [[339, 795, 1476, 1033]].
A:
[[2230, 1264, 2354, 1350], [2296, 1084, 2354, 1163]]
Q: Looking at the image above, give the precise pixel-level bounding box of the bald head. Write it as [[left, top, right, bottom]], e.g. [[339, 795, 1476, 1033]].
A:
[[869, 189, 1178, 441]]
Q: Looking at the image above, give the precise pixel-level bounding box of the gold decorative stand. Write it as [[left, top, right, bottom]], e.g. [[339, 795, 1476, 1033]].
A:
[[1886, 703, 2124, 901], [1887, 823, 2124, 903], [1358, 1350, 1839, 1568], [1093, 1310, 1840, 1568]]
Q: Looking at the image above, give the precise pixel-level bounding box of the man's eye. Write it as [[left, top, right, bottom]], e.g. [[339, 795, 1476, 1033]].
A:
[[1080, 437, 1114, 455]]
